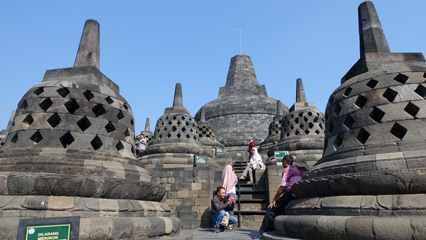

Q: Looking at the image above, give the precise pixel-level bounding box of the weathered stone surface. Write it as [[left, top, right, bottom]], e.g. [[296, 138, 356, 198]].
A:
[[195, 55, 288, 148]]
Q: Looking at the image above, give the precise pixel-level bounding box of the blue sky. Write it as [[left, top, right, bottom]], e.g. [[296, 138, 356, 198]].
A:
[[1, 1, 425, 134]]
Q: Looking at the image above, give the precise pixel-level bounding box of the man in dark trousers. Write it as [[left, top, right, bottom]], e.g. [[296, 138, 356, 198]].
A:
[[211, 186, 237, 233], [258, 155, 302, 237]]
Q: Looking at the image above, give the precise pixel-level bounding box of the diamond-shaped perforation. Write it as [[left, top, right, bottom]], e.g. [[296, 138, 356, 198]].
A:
[[124, 129, 130, 137], [354, 95, 367, 109], [64, 99, 79, 114], [383, 88, 398, 102], [30, 130, 43, 144], [105, 122, 116, 133], [39, 98, 53, 112], [10, 133, 18, 143], [366, 79, 378, 89], [33, 87, 44, 96], [404, 102, 420, 118], [20, 100, 28, 110], [415, 84, 426, 98], [356, 128, 370, 144], [334, 104, 342, 115], [130, 119, 134, 125], [177, 133, 181, 139], [294, 118, 299, 124], [394, 73, 409, 84], [116, 141, 124, 151], [117, 110, 125, 120], [305, 129, 310, 134], [123, 104, 129, 110], [60, 131, 74, 148], [333, 135, 343, 149], [343, 115, 355, 128], [390, 123, 407, 140], [369, 107, 385, 123], [315, 129, 320, 134], [77, 117, 91, 132], [90, 136, 103, 150], [105, 97, 114, 104], [22, 114, 34, 126], [83, 90, 94, 101], [295, 130, 300, 135], [57, 87, 70, 98], [303, 116, 308, 122], [343, 87, 352, 97], [47, 113, 61, 128], [92, 104, 106, 117]]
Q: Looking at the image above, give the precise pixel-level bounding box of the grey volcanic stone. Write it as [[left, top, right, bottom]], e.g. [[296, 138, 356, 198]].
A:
[[0, 19, 178, 239], [195, 55, 288, 147], [277, 2, 426, 240]]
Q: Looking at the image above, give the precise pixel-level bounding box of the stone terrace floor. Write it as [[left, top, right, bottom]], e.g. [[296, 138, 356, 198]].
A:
[[179, 229, 299, 240]]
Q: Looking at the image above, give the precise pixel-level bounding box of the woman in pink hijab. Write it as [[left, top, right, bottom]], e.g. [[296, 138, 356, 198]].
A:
[[222, 165, 238, 229]]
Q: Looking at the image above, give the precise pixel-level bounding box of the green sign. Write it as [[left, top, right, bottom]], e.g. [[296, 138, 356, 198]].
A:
[[194, 155, 207, 166], [25, 224, 70, 240], [236, 152, 242, 157], [215, 147, 224, 154], [274, 151, 289, 158]]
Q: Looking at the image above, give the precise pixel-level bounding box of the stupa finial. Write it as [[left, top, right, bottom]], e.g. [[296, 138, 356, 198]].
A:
[[144, 118, 150, 132], [173, 83, 183, 108], [74, 19, 100, 69], [296, 78, 307, 103], [358, 1, 390, 55]]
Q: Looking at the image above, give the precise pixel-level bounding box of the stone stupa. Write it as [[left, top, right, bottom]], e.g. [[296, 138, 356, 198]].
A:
[[276, 78, 325, 166], [273, 2, 426, 239], [0, 20, 181, 239], [195, 55, 289, 151]]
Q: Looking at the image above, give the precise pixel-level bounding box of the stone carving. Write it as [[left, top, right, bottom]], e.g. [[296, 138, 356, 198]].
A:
[[141, 117, 153, 143], [195, 55, 289, 148], [197, 107, 222, 148], [274, 2, 426, 239]]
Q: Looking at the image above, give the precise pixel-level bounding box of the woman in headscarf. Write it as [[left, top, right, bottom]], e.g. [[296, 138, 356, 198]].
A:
[[221, 165, 238, 230], [240, 147, 264, 184]]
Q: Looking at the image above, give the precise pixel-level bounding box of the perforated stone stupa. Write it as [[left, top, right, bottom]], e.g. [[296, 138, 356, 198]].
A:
[[274, 2, 426, 239], [195, 55, 289, 149], [197, 108, 222, 150], [140, 83, 216, 229], [0, 19, 181, 239], [276, 78, 325, 165]]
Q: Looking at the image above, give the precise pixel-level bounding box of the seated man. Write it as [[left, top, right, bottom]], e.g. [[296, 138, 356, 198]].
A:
[[211, 186, 237, 233], [258, 155, 302, 237]]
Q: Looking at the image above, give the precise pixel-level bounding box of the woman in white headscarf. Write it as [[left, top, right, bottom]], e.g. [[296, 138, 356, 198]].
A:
[[240, 147, 264, 184]]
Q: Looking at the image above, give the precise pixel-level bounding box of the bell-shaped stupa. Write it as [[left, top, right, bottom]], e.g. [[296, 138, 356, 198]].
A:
[[0, 20, 181, 239], [273, 2, 426, 239], [276, 78, 325, 165], [195, 55, 288, 149]]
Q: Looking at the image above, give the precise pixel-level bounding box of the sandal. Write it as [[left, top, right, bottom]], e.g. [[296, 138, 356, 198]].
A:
[[239, 176, 246, 180]]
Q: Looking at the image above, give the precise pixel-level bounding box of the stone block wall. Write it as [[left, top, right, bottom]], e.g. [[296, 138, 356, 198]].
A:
[[149, 165, 215, 229]]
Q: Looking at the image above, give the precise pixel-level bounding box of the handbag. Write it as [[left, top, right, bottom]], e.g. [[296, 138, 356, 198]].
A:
[[220, 212, 229, 226]]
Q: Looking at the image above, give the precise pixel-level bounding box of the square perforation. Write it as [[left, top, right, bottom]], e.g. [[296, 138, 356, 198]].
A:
[[60, 131, 74, 148], [369, 107, 385, 123], [404, 102, 419, 118], [64, 99, 80, 114], [39, 98, 53, 112], [343, 115, 355, 128], [414, 84, 426, 98], [57, 87, 70, 98], [83, 90, 94, 101], [366, 79, 379, 89], [383, 88, 398, 103], [394, 73, 409, 84], [47, 113, 61, 128], [90, 136, 103, 150], [30, 130, 43, 144], [77, 117, 91, 132], [354, 95, 367, 109], [356, 128, 370, 144], [92, 104, 106, 117], [343, 87, 352, 97], [390, 123, 407, 140]]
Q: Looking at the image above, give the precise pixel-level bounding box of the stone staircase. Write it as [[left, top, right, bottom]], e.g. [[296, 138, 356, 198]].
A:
[[233, 159, 269, 229]]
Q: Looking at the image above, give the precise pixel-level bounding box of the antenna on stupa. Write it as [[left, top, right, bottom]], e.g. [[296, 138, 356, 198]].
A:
[[239, 25, 242, 55], [74, 19, 100, 70]]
